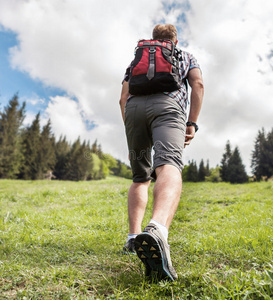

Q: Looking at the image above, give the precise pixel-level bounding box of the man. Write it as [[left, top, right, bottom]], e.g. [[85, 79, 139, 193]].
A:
[[119, 24, 204, 281]]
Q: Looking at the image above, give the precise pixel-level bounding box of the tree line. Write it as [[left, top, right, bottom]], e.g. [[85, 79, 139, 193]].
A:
[[1, 95, 272, 183], [0, 95, 132, 181], [182, 141, 249, 183], [183, 129, 273, 184]]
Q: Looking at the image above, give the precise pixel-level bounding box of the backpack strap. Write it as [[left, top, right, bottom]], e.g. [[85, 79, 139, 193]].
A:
[[146, 46, 156, 80]]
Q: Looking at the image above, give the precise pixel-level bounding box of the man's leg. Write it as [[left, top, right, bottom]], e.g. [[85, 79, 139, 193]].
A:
[[134, 95, 184, 279], [134, 164, 182, 281], [122, 180, 150, 254], [152, 164, 182, 230], [123, 96, 153, 253], [128, 180, 151, 234]]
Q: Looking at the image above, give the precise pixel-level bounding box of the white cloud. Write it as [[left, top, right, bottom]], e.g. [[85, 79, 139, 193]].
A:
[[45, 96, 87, 142], [1, 0, 273, 173], [0, 0, 165, 162], [183, 0, 273, 172], [25, 96, 45, 106], [44, 94, 129, 160]]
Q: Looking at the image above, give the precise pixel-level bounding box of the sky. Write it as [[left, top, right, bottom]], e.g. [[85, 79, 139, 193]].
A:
[[0, 0, 273, 174]]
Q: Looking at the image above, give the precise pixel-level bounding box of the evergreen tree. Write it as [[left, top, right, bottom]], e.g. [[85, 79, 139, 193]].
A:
[[251, 128, 273, 180], [111, 159, 123, 177], [260, 129, 273, 179], [220, 140, 232, 182], [91, 139, 99, 154], [227, 147, 248, 183], [198, 159, 206, 182], [19, 113, 41, 179], [54, 136, 70, 179], [38, 120, 56, 178], [264, 130, 273, 178], [97, 144, 103, 159], [186, 160, 198, 182], [63, 139, 99, 181], [78, 141, 93, 180], [0, 95, 26, 178], [63, 138, 83, 181], [205, 160, 210, 177], [251, 129, 266, 180]]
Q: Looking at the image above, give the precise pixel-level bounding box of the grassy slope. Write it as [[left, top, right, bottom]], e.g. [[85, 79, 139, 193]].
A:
[[0, 178, 273, 299]]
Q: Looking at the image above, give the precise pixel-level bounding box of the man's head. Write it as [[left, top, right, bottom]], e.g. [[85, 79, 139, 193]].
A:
[[152, 24, 178, 43]]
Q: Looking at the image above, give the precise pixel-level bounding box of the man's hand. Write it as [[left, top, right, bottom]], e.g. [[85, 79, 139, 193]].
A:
[[184, 126, 195, 147]]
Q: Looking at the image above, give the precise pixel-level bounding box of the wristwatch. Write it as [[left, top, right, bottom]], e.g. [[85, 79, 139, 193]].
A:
[[186, 121, 199, 132]]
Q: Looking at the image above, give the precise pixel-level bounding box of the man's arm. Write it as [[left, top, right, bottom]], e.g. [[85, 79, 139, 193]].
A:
[[119, 81, 130, 123], [184, 68, 204, 147]]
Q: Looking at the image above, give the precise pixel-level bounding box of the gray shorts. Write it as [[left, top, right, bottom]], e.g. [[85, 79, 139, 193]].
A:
[[125, 94, 186, 182]]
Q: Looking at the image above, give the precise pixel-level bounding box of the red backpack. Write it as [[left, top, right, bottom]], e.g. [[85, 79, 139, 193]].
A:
[[128, 39, 181, 95]]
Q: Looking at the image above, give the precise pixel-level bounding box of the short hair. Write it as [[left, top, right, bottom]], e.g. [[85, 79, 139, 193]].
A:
[[152, 24, 177, 42]]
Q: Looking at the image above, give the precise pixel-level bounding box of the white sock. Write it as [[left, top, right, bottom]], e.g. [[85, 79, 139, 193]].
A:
[[127, 234, 138, 242], [149, 219, 168, 242]]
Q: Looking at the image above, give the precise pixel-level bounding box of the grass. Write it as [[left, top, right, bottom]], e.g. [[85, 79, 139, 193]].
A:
[[0, 177, 273, 299]]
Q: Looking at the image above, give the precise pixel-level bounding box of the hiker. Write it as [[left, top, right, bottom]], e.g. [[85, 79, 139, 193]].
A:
[[119, 24, 204, 281]]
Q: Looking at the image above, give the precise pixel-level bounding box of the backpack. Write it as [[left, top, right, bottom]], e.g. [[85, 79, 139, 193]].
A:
[[128, 39, 182, 95]]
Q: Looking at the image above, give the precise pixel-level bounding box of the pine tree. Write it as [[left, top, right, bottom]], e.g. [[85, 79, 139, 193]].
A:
[[260, 130, 273, 179], [38, 120, 56, 178], [64, 138, 82, 181], [64, 138, 96, 181], [77, 141, 92, 180], [264, 130, 273, 178], [91, 139, 98, 154], [220, 141, 232, 182], [251, 128, 273, 180], [54, 136, 70, 179], [205, 160, 210, 177], [186, 160, 198, 182], [228, 147, 248, 183], [0, 95, 26, 178], [198, 159, 206, 182], [19, 113, 41, 179]]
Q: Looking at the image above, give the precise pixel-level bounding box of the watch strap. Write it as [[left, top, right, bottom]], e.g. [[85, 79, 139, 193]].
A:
[[186, 121, 199, 132]]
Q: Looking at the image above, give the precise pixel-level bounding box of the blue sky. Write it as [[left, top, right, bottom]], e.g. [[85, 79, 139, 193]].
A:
[[0, 0, 273, 173], [0, 30, 66, 116]]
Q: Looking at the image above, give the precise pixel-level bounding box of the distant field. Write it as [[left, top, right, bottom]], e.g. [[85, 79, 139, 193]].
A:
[[0, 178, 273, 299]]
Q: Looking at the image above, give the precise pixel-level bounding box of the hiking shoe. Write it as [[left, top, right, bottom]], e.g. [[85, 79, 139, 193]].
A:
[[135, 223, 178, 281], [122, 238, 136, 255]]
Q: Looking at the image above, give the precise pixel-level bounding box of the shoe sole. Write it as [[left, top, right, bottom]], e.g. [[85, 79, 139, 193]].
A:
[[135, 233, 175, 281]]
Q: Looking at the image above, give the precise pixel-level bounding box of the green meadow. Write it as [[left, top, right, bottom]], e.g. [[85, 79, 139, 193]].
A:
[[0, 178, 273, 299]]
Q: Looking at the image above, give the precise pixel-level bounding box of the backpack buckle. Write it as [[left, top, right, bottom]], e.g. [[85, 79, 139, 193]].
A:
[[149, 48, 156, 53]]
